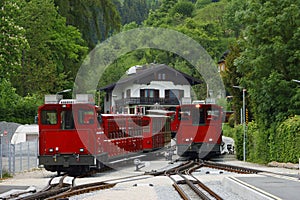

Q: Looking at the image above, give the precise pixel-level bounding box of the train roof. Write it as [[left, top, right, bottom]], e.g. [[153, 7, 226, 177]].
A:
[[44, 94, 95, 104], [101, 113, 169, 118], [146, 109, 175, 114]]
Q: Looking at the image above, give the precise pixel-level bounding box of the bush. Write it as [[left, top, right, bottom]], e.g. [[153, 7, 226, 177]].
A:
[[246, 122, 270, 163], [171, 1, 195, 17], [0, 79, 42, 124], [274, 116, 300, 163], [224, 116, 300, 164]]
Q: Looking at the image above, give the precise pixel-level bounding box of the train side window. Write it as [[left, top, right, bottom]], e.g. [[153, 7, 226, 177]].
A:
[[78, 109, 95, 125], [41, 110, 57, 125]]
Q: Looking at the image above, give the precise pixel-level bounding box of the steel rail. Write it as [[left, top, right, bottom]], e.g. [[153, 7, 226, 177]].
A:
[[203, 160, 262, 174], [185, 163, 223, 200], [45, 183, 116, 200]]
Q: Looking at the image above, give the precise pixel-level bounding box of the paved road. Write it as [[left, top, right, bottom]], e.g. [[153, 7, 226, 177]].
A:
[[237, 176, 300, 200]]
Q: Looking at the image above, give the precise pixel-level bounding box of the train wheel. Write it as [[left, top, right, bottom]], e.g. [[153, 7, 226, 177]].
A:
[[81, 166, 90, 174]]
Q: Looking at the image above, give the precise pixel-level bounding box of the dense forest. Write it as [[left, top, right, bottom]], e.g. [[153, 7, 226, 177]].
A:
[[0, 0, 299, 163]]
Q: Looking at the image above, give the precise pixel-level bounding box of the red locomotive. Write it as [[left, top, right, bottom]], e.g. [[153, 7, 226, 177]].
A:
[[146, 104, 223, 159], [38, 94, 171, 175], [175, 104, 223, 158]]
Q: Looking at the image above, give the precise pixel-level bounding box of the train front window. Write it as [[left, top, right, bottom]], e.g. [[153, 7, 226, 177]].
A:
[[61, 110, 75, 129], [41, 110, 57, 125], [192, 108, 205, 125], [207, 108, 220, 121]]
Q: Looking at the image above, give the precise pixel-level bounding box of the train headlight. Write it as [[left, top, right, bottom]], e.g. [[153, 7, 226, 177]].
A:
[[209, 138, 213, 142], [185, 138, 189, 142], [49, 148, 54, 152], [55, 147, 59, 151], [79, 148, 84, 152]]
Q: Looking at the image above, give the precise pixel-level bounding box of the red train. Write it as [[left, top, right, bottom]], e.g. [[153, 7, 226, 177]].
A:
[[148, 104, 223, 158], [38, 94, 222, 175], [38, 95, 171, 175], [175, 104, 223, 158]]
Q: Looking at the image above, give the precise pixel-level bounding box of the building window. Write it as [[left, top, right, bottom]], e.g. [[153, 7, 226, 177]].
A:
[[158, 73, 166, 80], [165, 89, 184, 99], [140, 89, 159, 98], [126, 89, 131, 98]]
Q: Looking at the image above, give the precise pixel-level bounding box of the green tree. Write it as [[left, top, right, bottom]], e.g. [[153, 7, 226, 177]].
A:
[[221, 42, 244, 124], [0, 78, 41, 123], [0, 0, 28, 81], [144, 0, 178, 26], [233, 0, 300, 126], [120, 0, 149, 25], [15, 0, 88, 95], [195, 0, 212, 9], [223, 0, 248, 38], [171, 1, 195, 18], [55, 0, 121, 49], [222, 0, 300, 163]]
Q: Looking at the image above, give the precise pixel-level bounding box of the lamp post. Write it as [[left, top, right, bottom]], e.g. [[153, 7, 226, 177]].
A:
[[292, 79, 300, 84], [233, 86, 247, 162]]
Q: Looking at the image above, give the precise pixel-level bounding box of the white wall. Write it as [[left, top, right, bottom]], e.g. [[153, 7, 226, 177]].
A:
[[11, 124, 38, 144], [113, 81, 191, 99]]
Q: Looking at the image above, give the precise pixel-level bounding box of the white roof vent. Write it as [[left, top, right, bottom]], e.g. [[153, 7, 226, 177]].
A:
[[45, 95, 62, 104], [76, 94, 95, 104]]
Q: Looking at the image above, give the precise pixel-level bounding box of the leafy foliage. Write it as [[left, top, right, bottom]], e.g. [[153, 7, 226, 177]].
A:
[[14, 0, 88, 96], [274, 116, 300, 163], [222, 0, 300, 163], [232, 0, 300, 126], [0, 0, 28, 80], [0, 78, 41, 124], [117, 0, 152, 25], [171, 1, 195, 17], [54, 0, 121, 49]]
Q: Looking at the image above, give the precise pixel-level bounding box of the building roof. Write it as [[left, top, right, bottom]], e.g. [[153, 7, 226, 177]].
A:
[[99, 64, 202, 92]]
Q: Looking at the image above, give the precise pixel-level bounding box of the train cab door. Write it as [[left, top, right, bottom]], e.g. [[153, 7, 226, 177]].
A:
[[73, 104, 98, 155]]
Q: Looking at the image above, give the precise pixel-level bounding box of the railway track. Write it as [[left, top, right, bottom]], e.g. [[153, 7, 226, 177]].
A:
[[203, 160, 263, 174], [5, 159, 271, 200], [12, 172, 153, 200], [167, 161, 223, 200], [17, 175, 74, 200], [45, 173, 155, 200], [148, 159, 264, 200]]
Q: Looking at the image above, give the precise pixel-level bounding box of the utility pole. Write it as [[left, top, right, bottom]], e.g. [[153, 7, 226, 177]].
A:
[[233, 86, 247, 162]]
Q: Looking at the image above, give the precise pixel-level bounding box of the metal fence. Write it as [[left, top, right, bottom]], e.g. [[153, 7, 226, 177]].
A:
[[0, 140, 39, 178]]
